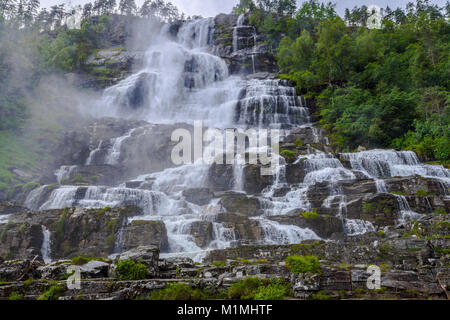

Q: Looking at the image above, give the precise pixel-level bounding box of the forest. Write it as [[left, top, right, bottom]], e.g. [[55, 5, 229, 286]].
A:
[[234, 0, 449, 161]]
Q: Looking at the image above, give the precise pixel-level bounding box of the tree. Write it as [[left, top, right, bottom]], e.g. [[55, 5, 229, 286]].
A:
[[82, 3, 93, 20], [23, 0, 39, 25], [119, 0, 136, 16], [233, 0, 255, 15]]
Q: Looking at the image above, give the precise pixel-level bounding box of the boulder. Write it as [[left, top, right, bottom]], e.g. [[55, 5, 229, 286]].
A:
[[114, 245, 159, 277]]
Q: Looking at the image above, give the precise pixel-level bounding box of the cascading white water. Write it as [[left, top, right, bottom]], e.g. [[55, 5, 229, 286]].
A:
[[41, 226, 52, 264], [55, 165, 77, 184], [22, 17, 450, 259]]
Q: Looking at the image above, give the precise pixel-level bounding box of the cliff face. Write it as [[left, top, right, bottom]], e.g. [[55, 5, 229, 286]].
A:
[[0, 14, 449, 300]]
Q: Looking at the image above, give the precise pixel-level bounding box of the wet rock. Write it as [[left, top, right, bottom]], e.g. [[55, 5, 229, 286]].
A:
[[243, 165, 274, 194], [182, 188, 214, 206], [189, 221, 214, 248], [216, 213, 264, 242], [122, 220, 169, 252], [291, 273, 320, 298], [208, 163, 235, 191], [268, 213, 344, 239], [80, 260, 110, 279], [219, 193, 261, 216]]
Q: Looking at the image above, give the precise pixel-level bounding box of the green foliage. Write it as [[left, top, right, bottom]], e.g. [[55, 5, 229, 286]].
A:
[[9, 291, 23, 300], [227, 277, 291, 300], [285, 255, 321, 274], [415, 189, 435, 196], [71, 255, 108, 265], [0, 221, 14, 242], [299, 209, 320, 219], [149, 283, 208, 300], [253, 279, 291, 300], [274, 5, 449, 159], [311, 291, 332, 300], [211, 261, 227, 267], [116, 259, 149, 280], [433, 208, 447, 215], [280, 149, 296, 159], [293, 138, 304, 147], [37, 285, 66, 300]]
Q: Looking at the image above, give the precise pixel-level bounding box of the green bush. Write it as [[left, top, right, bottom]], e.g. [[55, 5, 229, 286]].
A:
[[227, 277, 265, 300], [37, 285, 66, 300], [294, 138, 304, 148], [253, 280, 290, 300], [9, 291, 23, 300], [300, 209, 320, 219], [116, 259, 149, 280], [285, 255, 321, 274], [149, 283, 207, 300], [227, 277, 291, 300], [280, 149, 296, 159]]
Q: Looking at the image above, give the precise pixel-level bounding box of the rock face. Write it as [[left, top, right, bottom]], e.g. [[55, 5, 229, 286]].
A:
[[122, 220, 169, 252], [212, 13, 278, 75], [0, 206, 170, 261]]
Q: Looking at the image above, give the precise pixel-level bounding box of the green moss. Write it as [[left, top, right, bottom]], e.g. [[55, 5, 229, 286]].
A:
[[294, 138, 304, 148], [433, 208, 448, 215], [377, 230, 386, 238], [299, 209, 320, 219], [9, 291, 23, 300], [211, 261, 227, 268], [71, 255, 109, 265], [37, 285, 66, 300], [415, 189, 435, 197], [0, 221, 14, 242], [435, 221, 450, 231], [280, 149, 296, 160], [311, 291, 332, 300], [285, 255, 321, 274], [227, 277, 291, 300], [116, 259, 149, 280]]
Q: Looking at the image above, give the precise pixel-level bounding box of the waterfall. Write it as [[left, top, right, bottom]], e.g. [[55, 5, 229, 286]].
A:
[[55, 165, 77, 184], [258, 218, 321, 244], [21, 17, 450, 259], [41, 226, 52, 264]]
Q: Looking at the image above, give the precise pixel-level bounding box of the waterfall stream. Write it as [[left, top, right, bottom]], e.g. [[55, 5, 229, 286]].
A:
[[23, 17, 450, 260]]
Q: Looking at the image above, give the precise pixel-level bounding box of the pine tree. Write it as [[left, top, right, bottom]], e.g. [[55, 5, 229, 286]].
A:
[[119, 0, 136, 16]]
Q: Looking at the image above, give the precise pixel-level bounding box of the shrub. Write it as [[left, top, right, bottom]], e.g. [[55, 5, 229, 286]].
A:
[[211, 261, 226, 267], [311, 291, 332, 300], [149, 283, 207, 300], [227, 277, 265, 300], [254, 280, 290, 300], [285, 255, 321, 274], [300, 209, 320, 219], [116, 259, 149, 280], [433, 208, 447, 215], [280, 149, 296, 159], [9, 291, 23, 300], [415, 189, 435, 197], [38, 285, 66, 300], [227, 277, 291, 300], [294, 138, 304, 148]]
